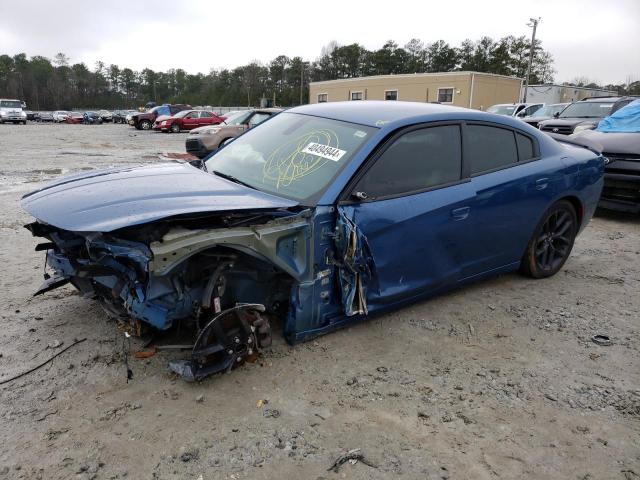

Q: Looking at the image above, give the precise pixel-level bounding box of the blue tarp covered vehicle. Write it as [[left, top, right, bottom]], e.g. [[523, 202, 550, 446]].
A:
[[572, 98, 640, 212], [597, 99, 640, 133], [22, 102, 605, 381]]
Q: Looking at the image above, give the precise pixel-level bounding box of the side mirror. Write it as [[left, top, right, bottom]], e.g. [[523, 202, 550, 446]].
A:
[[517, 111, 526, 118], [553, 112, 560, 118]]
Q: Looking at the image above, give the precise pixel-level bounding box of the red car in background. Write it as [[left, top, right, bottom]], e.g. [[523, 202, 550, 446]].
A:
[[153, 110, 225, 133], [65, 112, 84, 124]]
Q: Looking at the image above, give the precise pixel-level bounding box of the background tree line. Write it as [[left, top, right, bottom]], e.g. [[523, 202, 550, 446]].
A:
[[0, 36, 636, 111]]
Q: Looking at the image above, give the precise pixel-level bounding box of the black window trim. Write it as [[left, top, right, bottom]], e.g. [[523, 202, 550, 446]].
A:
[[463, 121, 541, 178], [339, 121, 467, 204]]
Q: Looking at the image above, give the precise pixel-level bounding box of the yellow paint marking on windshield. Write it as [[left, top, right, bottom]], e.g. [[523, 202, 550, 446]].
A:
[[263, 129, 341, 189]]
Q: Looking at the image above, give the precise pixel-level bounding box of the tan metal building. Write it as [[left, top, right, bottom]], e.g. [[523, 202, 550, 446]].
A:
[[309, 71, 523, 110]]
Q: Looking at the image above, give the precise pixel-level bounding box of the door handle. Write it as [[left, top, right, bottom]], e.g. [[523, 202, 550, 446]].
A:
[[451, 206, 470, 221], [535, 178, 549, 190]]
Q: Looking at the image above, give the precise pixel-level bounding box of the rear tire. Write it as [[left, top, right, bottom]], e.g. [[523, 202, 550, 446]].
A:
[[521, 200, 578, 279], [140, 120, 151, 130]]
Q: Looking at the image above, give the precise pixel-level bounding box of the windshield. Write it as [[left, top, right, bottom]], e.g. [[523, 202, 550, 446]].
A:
[[205, 112, 377, 204], [1, 100, 23, 108], [487, 105, 516, 115], [560, 102, 614, 118], [529, 104, 565, 117], [223, 111, 252, 125]]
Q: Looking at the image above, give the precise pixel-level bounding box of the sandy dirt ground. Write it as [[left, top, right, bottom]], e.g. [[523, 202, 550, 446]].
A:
[[0, 123, 638, 480]]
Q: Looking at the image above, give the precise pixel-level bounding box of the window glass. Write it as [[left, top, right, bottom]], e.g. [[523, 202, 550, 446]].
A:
[[356, 125, 461, 198], [0, 100, 22, 108], [437, 88, 453, 103], [318, 93, 327, 103], [351, 92, 363, 101], [385, 91, 398, 101], [200, 111, 212, 118], [466, 125, 518, 174], [248, 112, 271, 126], [205, 112, 376, 203], [487, 104, 516, 115], [224, 111, 251, 125], [516, 133, 535, 161], [559, 102, 613, 118], [526, 104, 543, 116]]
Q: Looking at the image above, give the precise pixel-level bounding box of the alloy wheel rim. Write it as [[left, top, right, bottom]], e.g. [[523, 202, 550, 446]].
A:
[[535, 209, 573, 270]]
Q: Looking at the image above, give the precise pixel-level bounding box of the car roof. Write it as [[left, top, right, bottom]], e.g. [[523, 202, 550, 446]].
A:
[[255, 108, 284, 114], [580, 96, 628, 102], [288, 101, 468, 127]]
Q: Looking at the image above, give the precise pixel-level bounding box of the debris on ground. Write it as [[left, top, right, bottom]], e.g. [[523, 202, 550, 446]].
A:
[[591, 334, 612, 346], [133, 347, 156, 359], [328, 448, 377, 472], [0, 338, 87, 386]]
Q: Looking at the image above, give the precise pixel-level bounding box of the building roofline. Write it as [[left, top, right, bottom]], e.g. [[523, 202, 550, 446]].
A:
[[526, 83, 618, 93], [310, 71, 523, 86]]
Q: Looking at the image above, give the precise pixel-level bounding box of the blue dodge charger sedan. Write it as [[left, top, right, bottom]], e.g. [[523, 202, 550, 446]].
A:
[[22, 101, 604, 381]]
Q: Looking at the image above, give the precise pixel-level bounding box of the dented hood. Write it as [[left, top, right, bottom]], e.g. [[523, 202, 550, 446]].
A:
[[21, 162, 297, 232]]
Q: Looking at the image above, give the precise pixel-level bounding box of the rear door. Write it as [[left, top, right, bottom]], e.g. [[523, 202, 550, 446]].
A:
[[458, 123, 561, 278], [198, 111, 215, 127], [336, 123, 475, 315]]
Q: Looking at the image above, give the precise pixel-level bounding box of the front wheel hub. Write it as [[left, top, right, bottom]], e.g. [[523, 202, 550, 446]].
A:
[[169, 304, 270, 382]]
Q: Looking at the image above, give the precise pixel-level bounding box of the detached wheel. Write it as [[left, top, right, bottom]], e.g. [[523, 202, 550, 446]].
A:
[[140, 120, 151, 130], [170, 123, 180, 133], [521, 200, 578, 278]]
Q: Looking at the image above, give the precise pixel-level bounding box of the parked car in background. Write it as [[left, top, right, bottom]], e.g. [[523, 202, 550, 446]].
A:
[[125, 111, 138, 124], [487, 102, 544, 118], [65, 112, 84, 124], [37, 112, 54, 122], [25, 110, 39, 121], [520, 103, 569, 129], [571, 99, 640, 213], [539, 97, 638, 135], [83, 111, 103, 124], [153, 110, 225, 133], [129, 104, 191, 130], [0, 98, 27, 124], [52, 111, 69, 123], [185, 108, 282, 158], [113, 110, 137, 124], [98, 110, 113, 122], [22, 101, 604, 382]]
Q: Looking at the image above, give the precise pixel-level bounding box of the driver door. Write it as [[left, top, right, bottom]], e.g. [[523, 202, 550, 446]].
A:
[[335, 123, 474, 316], [182, 112, 199, 129]]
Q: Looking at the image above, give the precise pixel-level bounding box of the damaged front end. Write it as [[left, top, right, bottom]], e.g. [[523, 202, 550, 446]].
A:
[[25, 206, 343, 380]]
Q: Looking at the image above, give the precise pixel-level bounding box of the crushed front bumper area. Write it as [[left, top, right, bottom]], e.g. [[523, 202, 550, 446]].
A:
[[24, 209, 317, 381]]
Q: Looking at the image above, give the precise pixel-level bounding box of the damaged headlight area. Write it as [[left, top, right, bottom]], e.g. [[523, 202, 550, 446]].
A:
[[24, 211, 315, 381]]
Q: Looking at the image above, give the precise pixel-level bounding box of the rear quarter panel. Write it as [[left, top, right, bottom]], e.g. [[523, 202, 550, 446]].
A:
[[556, 143, 604, 233]]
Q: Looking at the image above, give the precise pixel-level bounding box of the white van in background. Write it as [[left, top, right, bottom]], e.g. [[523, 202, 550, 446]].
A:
[[0, 99, 27, 124]]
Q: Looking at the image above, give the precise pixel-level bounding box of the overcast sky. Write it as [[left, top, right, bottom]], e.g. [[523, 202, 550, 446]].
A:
[[1, 0, 638, 85]]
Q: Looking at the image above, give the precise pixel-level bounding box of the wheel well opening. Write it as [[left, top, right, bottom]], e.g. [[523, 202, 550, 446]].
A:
[[562, 196, 584, 228]]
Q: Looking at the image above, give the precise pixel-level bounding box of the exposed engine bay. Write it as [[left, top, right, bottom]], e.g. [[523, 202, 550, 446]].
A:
[[25, 206, 351, 381]]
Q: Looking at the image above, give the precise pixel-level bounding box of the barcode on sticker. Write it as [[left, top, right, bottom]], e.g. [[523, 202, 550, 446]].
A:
[[302, 143, 347, 162]]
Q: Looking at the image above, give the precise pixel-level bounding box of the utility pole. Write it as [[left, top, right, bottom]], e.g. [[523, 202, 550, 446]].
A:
[[300, 62, 304, 105], [522, 17, 540, 103]]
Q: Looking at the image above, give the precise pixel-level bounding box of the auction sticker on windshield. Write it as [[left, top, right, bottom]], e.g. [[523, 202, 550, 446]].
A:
[[302, 142, 347, 162]]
